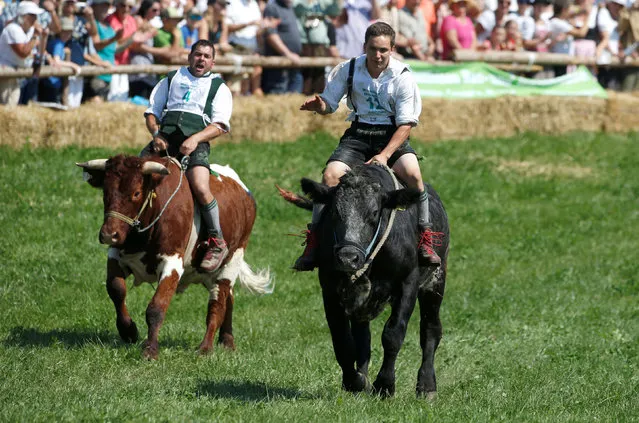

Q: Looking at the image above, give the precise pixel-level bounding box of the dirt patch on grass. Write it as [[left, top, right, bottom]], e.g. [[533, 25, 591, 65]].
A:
[[494, 159, 594, 179]]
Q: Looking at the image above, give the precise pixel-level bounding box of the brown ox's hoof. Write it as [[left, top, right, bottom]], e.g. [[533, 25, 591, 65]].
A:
[[218, 333, 236, 351], [142, 340, 158, 360], [116, 319, 138, 344], [198, 342, 213, 355]]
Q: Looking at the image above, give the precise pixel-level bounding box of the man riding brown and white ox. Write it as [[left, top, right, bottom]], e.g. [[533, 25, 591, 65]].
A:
[[77, 154, 272, 360]]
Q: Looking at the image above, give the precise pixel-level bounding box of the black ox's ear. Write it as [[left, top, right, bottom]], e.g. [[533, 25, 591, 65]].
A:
[[300, 178, 335, 204], [382, 187, 421, 209]]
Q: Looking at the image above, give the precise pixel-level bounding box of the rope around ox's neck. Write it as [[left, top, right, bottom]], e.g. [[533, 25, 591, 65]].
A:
[[105, 156, 188, 233], [350, 161, 400, 282]]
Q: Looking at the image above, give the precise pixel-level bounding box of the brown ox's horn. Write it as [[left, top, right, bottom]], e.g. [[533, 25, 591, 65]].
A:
[[76, 159, 108, 170], [141, 161, 169, 175]]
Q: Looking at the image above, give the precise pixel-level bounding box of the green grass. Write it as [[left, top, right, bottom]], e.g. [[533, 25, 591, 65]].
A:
[[1, 131, 638, 422]]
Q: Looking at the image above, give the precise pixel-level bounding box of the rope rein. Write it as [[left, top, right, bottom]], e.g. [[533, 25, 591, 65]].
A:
[[105, 156, 189, 233], [350, 162, 400, 282]]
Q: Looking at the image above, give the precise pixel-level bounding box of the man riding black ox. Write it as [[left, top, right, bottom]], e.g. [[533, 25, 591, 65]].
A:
[[295, 21, 440, 271], [143, 39, 232, 272]]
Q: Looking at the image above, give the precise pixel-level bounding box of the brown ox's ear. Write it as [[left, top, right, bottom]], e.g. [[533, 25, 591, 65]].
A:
[[300, 178, 335, 204], [382, 188, 421, 210], [76, 160, 107, 189]]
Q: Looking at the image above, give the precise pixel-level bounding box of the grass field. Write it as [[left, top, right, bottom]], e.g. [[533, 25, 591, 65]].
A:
[[1, 131, 638, 422]]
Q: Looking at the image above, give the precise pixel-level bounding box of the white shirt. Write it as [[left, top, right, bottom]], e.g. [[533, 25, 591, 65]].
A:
[[476, 10, 496, 43], [0, 22, 34, 68], [517, 15, 536, 41], [597, 7, 619, 63], [320, 55, 422, 127], [145, 67, 233, 131], [225, 0, 261, 44], [549, 18, 575, 55]]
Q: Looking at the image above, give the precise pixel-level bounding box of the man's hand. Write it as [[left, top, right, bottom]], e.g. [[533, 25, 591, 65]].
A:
[[83, 6, 94, 20], [33, 24, 44, 37], [152, 134, 168, 153], [42, 0, 55, 13], [180, 137, 199, 157], [300, 95, 326, 113], [365, 153, 389, 166], [114, 28, 125, 41], [286, 52, 301, 66]]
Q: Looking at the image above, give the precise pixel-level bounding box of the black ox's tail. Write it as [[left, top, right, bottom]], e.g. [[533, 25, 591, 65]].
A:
[[275, 184, 313, 211]]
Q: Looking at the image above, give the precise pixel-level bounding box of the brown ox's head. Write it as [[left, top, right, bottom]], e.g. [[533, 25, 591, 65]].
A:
[[76, 155, 169, 246]]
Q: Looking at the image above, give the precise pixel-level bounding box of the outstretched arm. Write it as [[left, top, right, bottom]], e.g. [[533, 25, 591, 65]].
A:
[[300, 94, 330, 114]]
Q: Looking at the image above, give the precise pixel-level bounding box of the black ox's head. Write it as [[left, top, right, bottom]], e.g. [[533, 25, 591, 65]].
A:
[[76, 155, 169, 246], [301, 164, 420, 273]]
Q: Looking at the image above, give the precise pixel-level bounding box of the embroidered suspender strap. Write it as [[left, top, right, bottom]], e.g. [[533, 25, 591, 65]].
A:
[[347, 57, 358, 123], [203, 77, 224, 121], [166, 69, 178, 94]]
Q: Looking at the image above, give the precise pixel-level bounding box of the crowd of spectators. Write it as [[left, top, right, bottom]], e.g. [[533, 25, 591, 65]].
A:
[[1, 0, 639, 107]]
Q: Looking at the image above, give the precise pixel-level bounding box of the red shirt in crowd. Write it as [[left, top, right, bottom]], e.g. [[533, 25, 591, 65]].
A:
[[106, 13, 137, 65]]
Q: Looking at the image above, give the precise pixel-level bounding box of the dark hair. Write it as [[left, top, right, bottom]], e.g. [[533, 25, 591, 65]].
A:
[[553, 0, 570, 16], [364, 22, 395, 47], [190, 39, 216, 58], [137, 0, 160, 17]]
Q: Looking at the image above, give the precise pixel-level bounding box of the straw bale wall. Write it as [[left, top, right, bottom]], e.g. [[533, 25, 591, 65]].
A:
[[1, 93, 637, 149]]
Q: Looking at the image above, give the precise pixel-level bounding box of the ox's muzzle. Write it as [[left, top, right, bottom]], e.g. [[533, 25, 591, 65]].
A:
[[334, 243, 366, 272], [99, 219, 130, 246]]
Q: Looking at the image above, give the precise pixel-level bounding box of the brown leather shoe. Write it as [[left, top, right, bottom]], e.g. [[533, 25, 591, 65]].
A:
[[200, 237, 229, 272], [418, 226, 442, 267], [292, 225, 318, 271]]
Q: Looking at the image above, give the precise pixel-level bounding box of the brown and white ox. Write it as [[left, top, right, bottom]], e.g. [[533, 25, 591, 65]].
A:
[[77, 154, 272, 360]]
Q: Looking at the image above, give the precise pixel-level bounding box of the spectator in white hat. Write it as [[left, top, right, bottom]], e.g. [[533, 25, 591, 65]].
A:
[[0, 1, 45, 105], [596, 0, 625, 88], [37, 16, 82, 104]]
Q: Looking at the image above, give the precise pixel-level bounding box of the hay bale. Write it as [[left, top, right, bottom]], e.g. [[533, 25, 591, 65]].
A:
[[417, 96, 607, 141], [604, 91, 639, 133], [230, 94, 349, 142], [0, 104, 48, 147], [0, 93, 637, 149]]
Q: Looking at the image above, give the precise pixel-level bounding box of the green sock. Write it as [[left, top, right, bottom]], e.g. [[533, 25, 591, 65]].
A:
[[201, 198, 223, 239]]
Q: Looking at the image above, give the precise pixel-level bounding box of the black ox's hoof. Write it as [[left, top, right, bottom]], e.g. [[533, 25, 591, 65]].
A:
[[342, 371, 372, 393], [373, 378, 395, 398]]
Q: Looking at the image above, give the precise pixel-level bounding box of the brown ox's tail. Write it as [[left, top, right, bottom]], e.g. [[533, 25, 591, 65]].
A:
[[275, 184, 313, 211], [237, 259, 273, 295]]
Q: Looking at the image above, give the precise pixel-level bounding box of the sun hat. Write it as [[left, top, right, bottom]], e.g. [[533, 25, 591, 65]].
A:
[[608, 0, 626, 6], [160, 7, 183, 19], [17, 1, 45, 16], [187, 7, 203, 20]]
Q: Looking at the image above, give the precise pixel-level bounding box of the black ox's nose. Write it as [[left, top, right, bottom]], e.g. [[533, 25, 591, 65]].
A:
[[335, 246, 365, 272]]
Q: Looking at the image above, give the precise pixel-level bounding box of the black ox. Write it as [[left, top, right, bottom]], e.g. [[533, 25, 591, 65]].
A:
[[280, 163, 449, 398]]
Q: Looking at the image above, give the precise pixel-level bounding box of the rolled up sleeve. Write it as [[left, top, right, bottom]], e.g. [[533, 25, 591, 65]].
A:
[[209, 83, 233, 131], [319, 60, 349, 114], [394, 72, 421, 127], [144, 77, 169, 119]]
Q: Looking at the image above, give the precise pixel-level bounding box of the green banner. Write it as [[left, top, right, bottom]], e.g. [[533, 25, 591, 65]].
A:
[[407, 61, 607, 99]]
